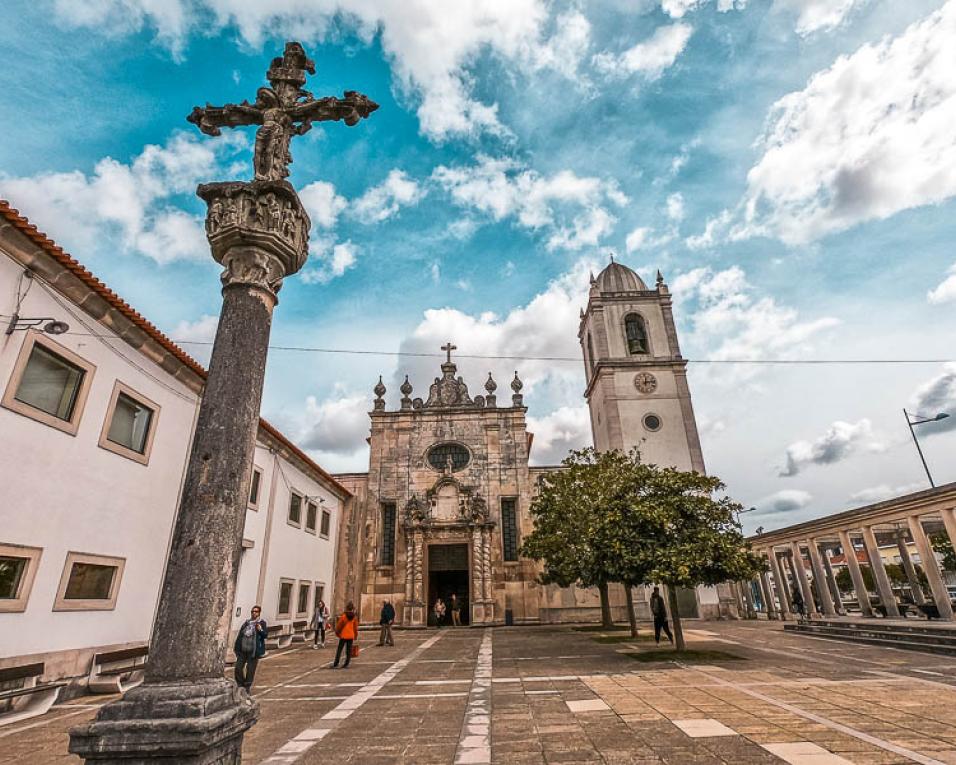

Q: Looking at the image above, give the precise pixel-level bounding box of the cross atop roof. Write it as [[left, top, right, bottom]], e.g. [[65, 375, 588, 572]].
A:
[[441, 342, 457, 364]]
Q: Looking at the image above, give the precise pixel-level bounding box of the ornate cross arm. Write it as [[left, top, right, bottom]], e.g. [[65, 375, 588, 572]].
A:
[[292, 91, 379, 133], [187, 101, 263, 136]]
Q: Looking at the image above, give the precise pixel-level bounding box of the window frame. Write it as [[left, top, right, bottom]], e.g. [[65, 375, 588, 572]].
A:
[[248, 466, 263, 510], [314, 582, 325, 607], [287, 490, 303, 528], [304, 500, 318, 535], [1, 330, 96, 436], [277, 578, 295, 618], [0, 543, 43, 613], [53, 551, 125, 612], [97, 380, 160, 465], [501, 497, 520, 562], [623, 312, 651, 356], [296, 581, 311, 617], [380, 502, 397, 567], [320, 508, 331, 539]]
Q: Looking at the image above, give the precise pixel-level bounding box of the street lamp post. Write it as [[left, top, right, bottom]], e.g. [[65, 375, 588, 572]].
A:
[[903, 409, 949, 488]]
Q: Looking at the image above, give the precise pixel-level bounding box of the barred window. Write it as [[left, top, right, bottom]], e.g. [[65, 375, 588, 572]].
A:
[[381, 503, 397, 566], [501, 498, 519, 562], [427, 442, 470, 472]]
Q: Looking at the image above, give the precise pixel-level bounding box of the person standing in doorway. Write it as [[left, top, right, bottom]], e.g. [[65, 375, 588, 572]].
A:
[[378, 600, 395, 646], [650, 587, 674, 646], [332, 601, 359, 669], [234, 605, 267, 692], [434, 597, 446, 627], [450, 593, 461, 627], [312, 599, 329, 649]]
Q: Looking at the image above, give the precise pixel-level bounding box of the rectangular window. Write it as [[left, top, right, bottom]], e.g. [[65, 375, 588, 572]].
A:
[[0, 544, 42, 613], [501, 498, 519, 562], [2, 332, 95, 435], [54, 552, 125, 611], [381, 503, 396, 566], [288, 492, 302, 526], [248, 468, 262, 508], [296, 582, 311, 616], [0, 556, 27, 600], [98, 382, 160, 464], [305, 501, 318, 534], [315, 583, 325, 604], [278, 579, 294, 617], [320, 509, 331, 539]]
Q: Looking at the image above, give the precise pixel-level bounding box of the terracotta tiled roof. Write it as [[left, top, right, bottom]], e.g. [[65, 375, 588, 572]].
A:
[[0, 199, 350, 499]]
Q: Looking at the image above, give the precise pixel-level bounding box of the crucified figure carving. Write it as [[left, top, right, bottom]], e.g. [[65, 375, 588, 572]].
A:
[[188, 42, 378, 182]]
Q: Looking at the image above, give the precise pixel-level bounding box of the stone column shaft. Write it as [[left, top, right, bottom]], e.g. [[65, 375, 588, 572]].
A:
[[806, 540, 836, 617], [758, 567, 777, 620], [790, 543, 818, 616], [839, 530, 873, 617], [821, 546, 845, 615], [481, 526, 492, 601], [896, 529, 925, 605], [769, 549, 792, 619], [941, 508, 956, 565], [861, 526, 899, 618], [908, 514, 954, 621], [404, 533, 414, 602]]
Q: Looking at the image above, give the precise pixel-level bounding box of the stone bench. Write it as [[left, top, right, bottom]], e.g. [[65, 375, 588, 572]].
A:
[[292, 620, 314, 643], [87, 646, 149, 694], [265, 624, 293, 650], [0, 663, 66, 727]]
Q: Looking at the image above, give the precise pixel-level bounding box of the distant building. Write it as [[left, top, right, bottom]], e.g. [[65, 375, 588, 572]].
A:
[[0, 200, 347, 692]]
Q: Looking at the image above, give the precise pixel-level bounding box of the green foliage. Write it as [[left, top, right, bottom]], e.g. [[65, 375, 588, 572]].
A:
[[931, 533, 956, 571], [521, 446, 763, 595], [835, 565, 875, 593]]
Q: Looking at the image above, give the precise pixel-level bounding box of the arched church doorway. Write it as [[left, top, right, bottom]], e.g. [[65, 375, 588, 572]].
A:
[[427, 543, 470, 626]]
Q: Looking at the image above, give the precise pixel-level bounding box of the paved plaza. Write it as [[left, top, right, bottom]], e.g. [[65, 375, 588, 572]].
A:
[[5, 621, 956, 765]]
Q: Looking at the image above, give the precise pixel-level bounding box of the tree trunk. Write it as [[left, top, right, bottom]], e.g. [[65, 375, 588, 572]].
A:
[[598, 581, 613, 628], [666, 585, 686, 652], [625, 585, 638, 638]]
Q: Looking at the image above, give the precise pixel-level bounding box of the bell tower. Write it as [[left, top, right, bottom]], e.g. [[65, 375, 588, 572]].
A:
[[579, 258, 705, 472]]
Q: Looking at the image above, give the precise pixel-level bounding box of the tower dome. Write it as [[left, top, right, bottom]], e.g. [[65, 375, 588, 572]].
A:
[[595, 259, 647, 293]]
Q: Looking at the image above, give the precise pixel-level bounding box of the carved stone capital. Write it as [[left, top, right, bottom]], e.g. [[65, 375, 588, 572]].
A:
[[198, 179, 311, 298]]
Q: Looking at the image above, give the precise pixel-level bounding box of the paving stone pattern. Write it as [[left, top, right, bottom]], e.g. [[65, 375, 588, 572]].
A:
[[3, 622, 956, 764]]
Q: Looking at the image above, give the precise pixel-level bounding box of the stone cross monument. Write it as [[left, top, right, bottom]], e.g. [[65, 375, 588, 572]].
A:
[[70, 42, 376, 764]]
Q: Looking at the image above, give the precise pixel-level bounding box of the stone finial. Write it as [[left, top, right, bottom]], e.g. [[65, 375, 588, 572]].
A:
[[609, 252, 616, 263], [400, 375, 413, 410], [373, 375, 386, 411], [484, 372, 497, 408], [511, 371, 524, 407], [656, 269, 665, 287], [589, 271, 596, 285]]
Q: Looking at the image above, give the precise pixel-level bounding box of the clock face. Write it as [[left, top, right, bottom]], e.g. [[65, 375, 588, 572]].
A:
[[634, 372, 657, 394]]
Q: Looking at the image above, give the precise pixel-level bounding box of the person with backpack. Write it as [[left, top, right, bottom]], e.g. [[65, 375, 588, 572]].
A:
[[233, 605, 267, 691], [650, 587, 674, 646], [311, 599, 329, 649], [331, 601, 359, 669]]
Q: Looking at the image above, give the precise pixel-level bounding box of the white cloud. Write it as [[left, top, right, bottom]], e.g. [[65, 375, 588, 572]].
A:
[[0, 131, 244, 264], [51, 1, 594, 141], [662, 0, 747, 17], [908, 363, 956, 435], [928, 264, 956, 304], [301, 240, 359, 285], [351, 169, 424, 224], [299, 388, 370, 455], [593, 23, 693, 80], [715, 3, 956, 246], [775, 0, 868, 36], [433, 156, 627, 251], [170, 313, 219, 366], [672, 265, 839, 381], [757, 489, 813, 515], [626, 227, 653, 252], [779, 418, 886, 477], [299, 181, 347, 229], [849, 482, 925, 505], [527, 405, 592, 464], [666, 192, 685, 222]]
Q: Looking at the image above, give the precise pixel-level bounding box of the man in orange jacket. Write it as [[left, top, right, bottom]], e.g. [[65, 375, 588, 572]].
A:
[[331, 601, 359, 669]]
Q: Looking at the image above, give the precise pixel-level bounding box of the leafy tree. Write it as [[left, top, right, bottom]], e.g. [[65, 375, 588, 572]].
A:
[[931, 533, 956, 572], [835, 565, 875, 593]]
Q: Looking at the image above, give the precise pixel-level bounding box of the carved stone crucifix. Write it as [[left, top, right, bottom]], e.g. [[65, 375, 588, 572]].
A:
[[188, 42, 378, 182], [442, 342, 457, 364]]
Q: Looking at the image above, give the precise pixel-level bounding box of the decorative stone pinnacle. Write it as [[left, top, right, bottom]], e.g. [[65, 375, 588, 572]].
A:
[[656, 269, 665, 286], [400, 374, 413, 410], [485, 373, 497, 394], [511, 371, 523, 393], [373, 375, 386, 411]]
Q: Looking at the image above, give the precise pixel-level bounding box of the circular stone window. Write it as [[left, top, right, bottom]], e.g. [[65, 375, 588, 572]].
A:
[[643, 413, 662, 432], [427, 442, 471, 472]]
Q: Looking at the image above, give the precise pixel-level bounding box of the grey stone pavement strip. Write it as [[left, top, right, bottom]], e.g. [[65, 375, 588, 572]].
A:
[[258, 631, 445, 764], [684, 663, 948, 765], [455, 629, 493, 765]]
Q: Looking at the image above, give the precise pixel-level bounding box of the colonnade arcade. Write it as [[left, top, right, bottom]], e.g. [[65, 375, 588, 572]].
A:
[[737, 484, 956, 622]]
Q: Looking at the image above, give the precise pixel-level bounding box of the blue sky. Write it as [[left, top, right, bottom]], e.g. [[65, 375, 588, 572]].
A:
[[3, 0, 956, 533]]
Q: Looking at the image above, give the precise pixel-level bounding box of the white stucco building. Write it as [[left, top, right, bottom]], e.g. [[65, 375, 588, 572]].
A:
[[0, 199, 348, 691]]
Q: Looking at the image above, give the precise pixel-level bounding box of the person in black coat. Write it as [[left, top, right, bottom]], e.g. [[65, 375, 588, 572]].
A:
[[650, 587, 674, 645], [234, 605, 267, 691], [378, 600, 395, 646]]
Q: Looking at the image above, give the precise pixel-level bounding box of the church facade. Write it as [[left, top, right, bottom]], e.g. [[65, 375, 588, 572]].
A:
[[334, 261, 737, 626]]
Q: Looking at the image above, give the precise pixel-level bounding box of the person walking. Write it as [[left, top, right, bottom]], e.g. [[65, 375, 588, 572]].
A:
[[312, 599, 329, 649], [378, 600, 395, 646], [650, 587, 674, 646], [450, 593, 461, 627], [332, 601, 359, 669], [791, 585, 806, 622], [433, 597, 446, 627], [234, 605, 267, 692]]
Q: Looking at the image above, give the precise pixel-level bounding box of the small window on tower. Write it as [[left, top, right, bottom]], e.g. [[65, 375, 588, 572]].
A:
[[586, 333, 596, 374], [381, 503, 396, 566], [624, 314, 649, 355]]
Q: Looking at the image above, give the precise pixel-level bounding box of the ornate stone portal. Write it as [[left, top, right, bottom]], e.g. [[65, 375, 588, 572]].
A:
[[70, 43, 376, 764]]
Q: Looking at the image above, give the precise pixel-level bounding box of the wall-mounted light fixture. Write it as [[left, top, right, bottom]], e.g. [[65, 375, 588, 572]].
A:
[[4, 313, 70, 336]]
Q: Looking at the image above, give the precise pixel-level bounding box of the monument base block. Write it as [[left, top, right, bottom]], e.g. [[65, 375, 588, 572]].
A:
[[69, 679, 257, 764]]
